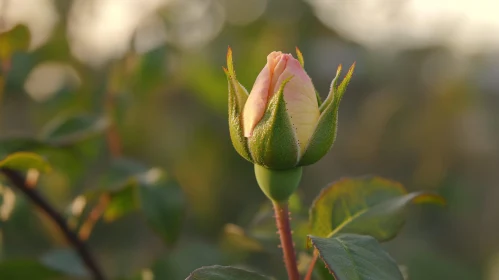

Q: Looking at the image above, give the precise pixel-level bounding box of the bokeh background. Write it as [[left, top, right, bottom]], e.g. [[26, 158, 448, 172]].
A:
[[1, 0, 499, 279]]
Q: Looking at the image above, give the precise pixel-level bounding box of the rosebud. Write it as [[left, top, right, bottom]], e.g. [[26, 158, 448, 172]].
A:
[[224, 47, 354, 170]]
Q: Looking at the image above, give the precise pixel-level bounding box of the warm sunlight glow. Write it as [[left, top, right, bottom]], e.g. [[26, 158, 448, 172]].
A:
[[307, 0, 499, 54], [0, 0, 58, 49]]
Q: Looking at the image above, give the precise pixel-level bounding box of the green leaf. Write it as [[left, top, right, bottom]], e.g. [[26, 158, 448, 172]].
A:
[[0, 259, 61, 280], [39, 114, 109, 145], [0, 152, 51, 172], [310, 234, 404, 280], [0, 25, 31, 59], [0, 138, 54, 159], [99, 158, 148, 192], [248, 77, 300, 169], [186, 265, 271, 280], [103, 182, 140, 222], [40, 248, 88, 277], [96, 158, 185, 244], [138, 169, 185, 245], [337, 191, 445, 240], [309, 177, 445, 242], [102, 174, 184, 243], [133, 48, 167, 94]]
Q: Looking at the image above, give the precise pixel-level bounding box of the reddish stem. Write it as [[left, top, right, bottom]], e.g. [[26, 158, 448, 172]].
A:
[[305, 249, 319, 280], [79, 193, 110, 241], [272, 201, 300, 280]]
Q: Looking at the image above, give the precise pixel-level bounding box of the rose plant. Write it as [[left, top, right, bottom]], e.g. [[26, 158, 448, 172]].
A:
[[184, 48, 445, 280]]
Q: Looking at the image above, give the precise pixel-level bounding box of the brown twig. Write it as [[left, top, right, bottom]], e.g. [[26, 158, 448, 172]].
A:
[[272, 201, 300, 280], [78, 193, 110, 241], [0, 168, 106, 280], [305, 249, 319, 280]]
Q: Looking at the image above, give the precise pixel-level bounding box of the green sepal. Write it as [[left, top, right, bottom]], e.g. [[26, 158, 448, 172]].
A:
[[315, 91, 323, 107], [299, 63, 355, 166], [225, 48, 253, 162], [295, 47, 305, 67], [225, 68, 252, 162], [319, 64, 343, 113], [337, 62, 356, 99], [248, 78, 300, 169]]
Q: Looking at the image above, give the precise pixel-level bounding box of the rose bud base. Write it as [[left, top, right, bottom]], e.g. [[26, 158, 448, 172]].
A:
[[254, 164, 302, 202]]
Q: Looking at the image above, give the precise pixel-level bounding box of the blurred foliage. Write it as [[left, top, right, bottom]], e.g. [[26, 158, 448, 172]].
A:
[[0, 0, 498, 279]]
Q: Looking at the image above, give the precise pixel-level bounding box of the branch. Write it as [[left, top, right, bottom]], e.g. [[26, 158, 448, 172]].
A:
[[0, 168, 106, 280], [79, 193, 110, 241]]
